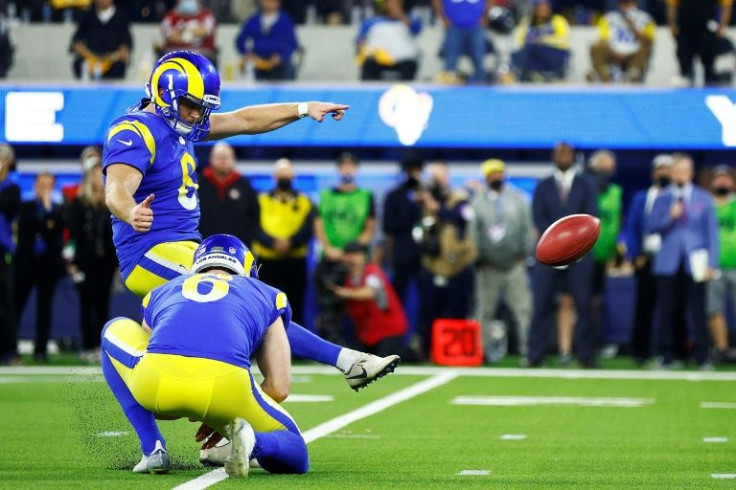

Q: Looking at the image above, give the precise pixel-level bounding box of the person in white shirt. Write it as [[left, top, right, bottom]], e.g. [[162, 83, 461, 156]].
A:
[[588, 0, 655, 83]]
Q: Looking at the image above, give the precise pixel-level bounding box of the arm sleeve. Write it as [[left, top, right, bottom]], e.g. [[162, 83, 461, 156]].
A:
[[646, 195, 674, 234], [707, 199, 720, 269], [121, 16, 133, 49], [367, 192, 376, 218], [382, 191, 410, 234], [598, 15, 610, 40], [643, 20, 656, 40], [624, 194, 643, 259], [532, 182, 548, 232], [271, 290, 292, 328], [236, 18, 256, 53], [291, 204, 315, 248], [71, 15, 88, 46], [0, 184, 20, 216], [409, 16, 422, 35], [282, 18, 298, 59], [103, 120, 156, 176]]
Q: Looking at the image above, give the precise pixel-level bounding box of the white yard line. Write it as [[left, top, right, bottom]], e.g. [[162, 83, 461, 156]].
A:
[[6, 365, 736, 381], [173, 372, 457, 490], [451, 396, 654, 407], [701, 402, 736, 409], [283, 395, 334, 403]]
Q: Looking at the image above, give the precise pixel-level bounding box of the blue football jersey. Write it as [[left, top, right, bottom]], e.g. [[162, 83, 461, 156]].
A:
[[143, 273, 292, 369], [102, 105, 201, 279]]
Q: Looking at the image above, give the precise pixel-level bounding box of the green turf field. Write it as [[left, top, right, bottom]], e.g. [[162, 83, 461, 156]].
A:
[[1, 365, 736, 489]]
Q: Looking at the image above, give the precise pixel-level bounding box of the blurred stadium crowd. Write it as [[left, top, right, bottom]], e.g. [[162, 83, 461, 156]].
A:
[[0, 0, 734, 85], [0, 141, 734, 370], [0, 0, 734, 369]]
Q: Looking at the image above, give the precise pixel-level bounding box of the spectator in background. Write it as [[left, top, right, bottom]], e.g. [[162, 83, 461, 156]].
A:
[[708, 166, 736, 364], [0, 144, 20, 365], [624, 154, 673, 366], [470, 159, 533, 363], [528, 142, 598, 368], [252, 158, 315, 326], [160, 0, 217, 64], [64, 158, 117, 363], [667, 0, 733, 86], [62, 146, 101, 204], [510, 0, 570, 82], [329, 241, 409, 357], [70, 0, 132, 80], [14, 172, 65, 363], [416, 161, 477, 355], [382, 154, 424, 304], [432, 0, 492, 84], [648, 154, 718, 368], [314, 152, 376, 345], [235, 0, 298, 81], [588, 150, 622, 341], [589, 0, 655, 83], [356, 0, 421, 81], [0, 1, 14, 79], [197, 142, 259, 246]]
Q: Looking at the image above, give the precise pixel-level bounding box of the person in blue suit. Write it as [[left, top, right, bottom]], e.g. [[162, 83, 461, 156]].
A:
[[647, 153, 719, 368], [528, 142, 599, 367], [623, 154, 672, 365]]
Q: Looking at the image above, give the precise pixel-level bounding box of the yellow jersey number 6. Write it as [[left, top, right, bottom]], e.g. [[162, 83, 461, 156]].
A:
[[178, 152, 198, 210], [182, 274, 232, 303]]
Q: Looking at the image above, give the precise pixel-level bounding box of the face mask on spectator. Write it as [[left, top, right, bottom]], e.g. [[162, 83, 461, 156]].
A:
[[340, 175, 355, 186], [715, 187, 731, 196], [406, 176, 421, 190], [488, 179, 503, 191], [178, 0, 199, 15], [656, 176, 671, 188], [276, 178, 292, 192]]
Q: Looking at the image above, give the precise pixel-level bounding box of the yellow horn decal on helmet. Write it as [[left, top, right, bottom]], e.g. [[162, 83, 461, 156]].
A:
[[150, 57, 205, 107], [244, 251, 255, 277]]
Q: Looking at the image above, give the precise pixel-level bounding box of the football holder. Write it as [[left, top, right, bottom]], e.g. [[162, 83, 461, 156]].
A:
[[431, 319, 483, 367]]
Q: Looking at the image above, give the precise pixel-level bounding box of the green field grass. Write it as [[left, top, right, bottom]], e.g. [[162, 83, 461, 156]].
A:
[[1, 366, 736, 489]]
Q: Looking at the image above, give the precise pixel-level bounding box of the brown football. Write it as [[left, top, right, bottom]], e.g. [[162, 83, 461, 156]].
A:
[[536, 214, 601, 267]]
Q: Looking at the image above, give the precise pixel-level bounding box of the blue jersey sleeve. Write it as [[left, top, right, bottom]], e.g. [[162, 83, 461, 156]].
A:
[[273, 290, 292, 329], [103, 118, 157, 176]]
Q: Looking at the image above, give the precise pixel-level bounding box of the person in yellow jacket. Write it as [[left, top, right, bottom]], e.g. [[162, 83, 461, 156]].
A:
[[253, 158, 314, 325], [510, 0, 570, 82]]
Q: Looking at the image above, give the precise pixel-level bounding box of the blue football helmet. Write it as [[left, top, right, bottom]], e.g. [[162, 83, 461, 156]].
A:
[[191, 234, 259, 278], [145, 51, 221, 142]]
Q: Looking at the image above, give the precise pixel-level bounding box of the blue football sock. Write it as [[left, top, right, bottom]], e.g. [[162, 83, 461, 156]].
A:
[[253, 430, 309, 474], [101, 352, 165, 455], [286, 321, 340, 367]]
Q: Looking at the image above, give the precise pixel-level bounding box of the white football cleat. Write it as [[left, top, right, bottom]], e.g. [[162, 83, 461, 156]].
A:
[[200, 439, 261, 468], [132, 440, 170, 474], [224, 418, 255, 478], [344, 353, 401, 391]]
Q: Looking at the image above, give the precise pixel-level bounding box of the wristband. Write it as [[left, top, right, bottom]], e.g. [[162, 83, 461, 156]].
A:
[[297, 102, 309, 118]]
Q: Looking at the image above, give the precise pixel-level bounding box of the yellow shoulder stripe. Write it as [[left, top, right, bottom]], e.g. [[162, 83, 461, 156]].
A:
[[142, 291, 152, 309], [275, 292, 288, 310], [107, 120, 157, 165]]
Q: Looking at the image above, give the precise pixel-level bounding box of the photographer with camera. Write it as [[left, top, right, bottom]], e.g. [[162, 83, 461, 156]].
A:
[[416, 161, 477, 355], [314, 153, 377, 345]]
